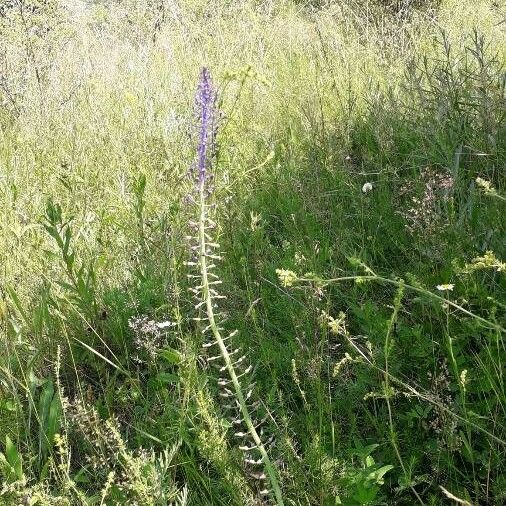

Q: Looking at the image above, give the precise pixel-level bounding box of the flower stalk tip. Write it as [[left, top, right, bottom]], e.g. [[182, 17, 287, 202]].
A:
[[196, 67, 217, 187]]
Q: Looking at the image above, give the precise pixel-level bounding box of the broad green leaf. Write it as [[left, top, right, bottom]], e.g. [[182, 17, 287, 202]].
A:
[[5, 436, 23, 480], [154, 372, 179, 385], [371, 464, 394, 484], [159, 347, 181, 364]]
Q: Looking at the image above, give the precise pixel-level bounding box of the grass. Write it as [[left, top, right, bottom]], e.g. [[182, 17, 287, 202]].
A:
[[0, 0, 505, 504]]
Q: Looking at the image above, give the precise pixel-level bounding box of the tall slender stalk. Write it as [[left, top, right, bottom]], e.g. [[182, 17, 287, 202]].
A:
[[197, 188, 284, 505], [188, 67, 284, 505]]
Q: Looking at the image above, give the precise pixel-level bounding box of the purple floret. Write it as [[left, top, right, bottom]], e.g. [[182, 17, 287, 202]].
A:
[[195, 67, 217, 187]]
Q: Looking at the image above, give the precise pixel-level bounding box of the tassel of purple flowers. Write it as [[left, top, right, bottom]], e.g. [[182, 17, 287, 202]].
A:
[[195, 67, 217, 188]]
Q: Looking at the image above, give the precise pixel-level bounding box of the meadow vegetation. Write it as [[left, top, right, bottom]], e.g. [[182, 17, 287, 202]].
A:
[[0, 1, 505, 504]]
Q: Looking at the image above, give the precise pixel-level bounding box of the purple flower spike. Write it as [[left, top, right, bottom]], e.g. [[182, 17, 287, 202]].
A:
[[196, 67, 217, 188]]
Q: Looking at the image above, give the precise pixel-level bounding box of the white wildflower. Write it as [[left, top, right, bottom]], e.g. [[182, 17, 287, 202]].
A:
[[436, 283, 454, 292], [156, 321, 175, 329], [362, 182, 373, 193], [459, 369, 468, 389], [475, 177, 494, 194], [276, 269, 298, 287]]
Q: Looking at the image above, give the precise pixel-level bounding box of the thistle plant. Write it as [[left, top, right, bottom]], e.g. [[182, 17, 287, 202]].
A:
[[186, 68, 284, 505]]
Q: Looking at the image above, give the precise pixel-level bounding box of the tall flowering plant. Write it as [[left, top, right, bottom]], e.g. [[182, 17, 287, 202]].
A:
[[186, 68, 284, 505]]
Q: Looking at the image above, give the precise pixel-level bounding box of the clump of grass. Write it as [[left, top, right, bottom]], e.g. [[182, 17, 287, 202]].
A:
[[0, 1, 505, 505]]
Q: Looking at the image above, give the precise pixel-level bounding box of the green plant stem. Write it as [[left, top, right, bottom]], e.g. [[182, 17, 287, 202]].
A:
[[383, 282, 424, 505], [298, 275, 504, 333], [198, 188, 284, 505]]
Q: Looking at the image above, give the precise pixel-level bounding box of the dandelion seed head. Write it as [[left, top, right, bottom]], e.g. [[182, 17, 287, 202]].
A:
[[362, 182, 373, 193]]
